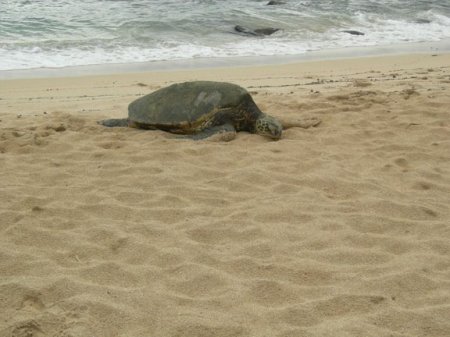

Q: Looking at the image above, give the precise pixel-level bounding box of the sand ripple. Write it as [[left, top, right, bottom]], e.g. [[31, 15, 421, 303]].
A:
[[1, 54, 450, 336]]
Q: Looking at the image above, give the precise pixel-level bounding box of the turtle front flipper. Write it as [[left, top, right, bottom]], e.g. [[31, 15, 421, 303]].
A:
[[179, 123, 237, 141], [98, 118, 129, 127]]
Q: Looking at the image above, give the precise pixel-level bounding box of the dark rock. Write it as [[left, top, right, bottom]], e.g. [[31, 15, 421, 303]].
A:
[[415, 19, 431, 24], [234, 25, 279, 36], [342, 30, 365, 36], [254, 27, 279, 35], [267, 0, 285, 5]]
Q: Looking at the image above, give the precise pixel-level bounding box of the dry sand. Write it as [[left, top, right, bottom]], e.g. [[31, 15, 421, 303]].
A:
[[1, 53, 450, 337]]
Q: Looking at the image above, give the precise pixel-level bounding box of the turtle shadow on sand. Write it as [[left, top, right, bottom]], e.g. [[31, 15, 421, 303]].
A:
[[98, 81, 320, 141]]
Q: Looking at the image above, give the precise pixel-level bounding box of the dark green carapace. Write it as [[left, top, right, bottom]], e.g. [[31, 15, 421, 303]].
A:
[[99, 81, 282, 140]]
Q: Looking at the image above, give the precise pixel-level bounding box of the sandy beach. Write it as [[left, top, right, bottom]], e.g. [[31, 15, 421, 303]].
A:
[[1, 53, 450, 337]]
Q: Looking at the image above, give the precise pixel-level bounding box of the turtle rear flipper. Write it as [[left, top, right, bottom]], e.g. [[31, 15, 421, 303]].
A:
[[179, 123, 236, 141], [98, 118, 129, 127]]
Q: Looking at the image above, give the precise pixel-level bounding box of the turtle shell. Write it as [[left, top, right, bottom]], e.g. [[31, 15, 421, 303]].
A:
[[128, 81, 252, 128]]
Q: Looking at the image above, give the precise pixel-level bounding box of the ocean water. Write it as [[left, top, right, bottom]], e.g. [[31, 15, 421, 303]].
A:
[[1, 0, 449, 70]]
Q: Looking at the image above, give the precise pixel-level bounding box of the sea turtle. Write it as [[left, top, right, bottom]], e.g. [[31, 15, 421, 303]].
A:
[[99, 81, 282, 140]]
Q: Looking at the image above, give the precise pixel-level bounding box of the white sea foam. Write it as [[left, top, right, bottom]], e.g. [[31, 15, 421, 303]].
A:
[[0, 0, 449, 70]]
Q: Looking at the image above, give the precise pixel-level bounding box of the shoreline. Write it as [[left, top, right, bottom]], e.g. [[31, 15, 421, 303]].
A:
[[1, 38, 450, 80]]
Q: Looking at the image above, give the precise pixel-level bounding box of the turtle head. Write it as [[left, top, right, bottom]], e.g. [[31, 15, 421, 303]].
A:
[[255, 114, 282, 140]]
